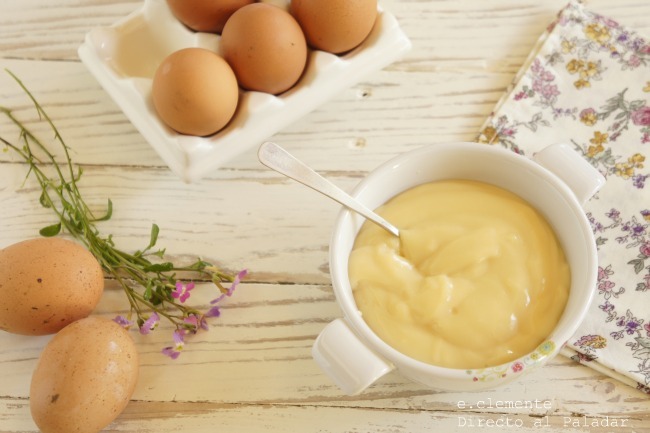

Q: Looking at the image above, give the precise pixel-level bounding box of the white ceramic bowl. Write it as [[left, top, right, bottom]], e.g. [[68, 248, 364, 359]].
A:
[[78, 0, 411, 182], [313, 142, 605, 394]]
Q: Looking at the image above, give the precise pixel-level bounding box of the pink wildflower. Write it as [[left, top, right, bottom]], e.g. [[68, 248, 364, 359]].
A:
[[140, 312, 160, 335], [184, 314, 209, 332], [172, 281, 195, 303], [206, 269, 247, 317], [212, 269, 247, 303], [113, 315, 133, 329], [162, 329, 186, 359]]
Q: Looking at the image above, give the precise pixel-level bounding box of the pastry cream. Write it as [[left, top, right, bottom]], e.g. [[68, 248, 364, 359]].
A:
[[349, 180, 570, 369]]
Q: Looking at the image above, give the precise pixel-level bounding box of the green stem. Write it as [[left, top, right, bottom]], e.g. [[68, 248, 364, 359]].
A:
[[0, 70, 236, 336]]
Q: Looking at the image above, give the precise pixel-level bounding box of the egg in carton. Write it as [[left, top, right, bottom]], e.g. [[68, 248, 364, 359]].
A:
[[78, 0, 412, 183]]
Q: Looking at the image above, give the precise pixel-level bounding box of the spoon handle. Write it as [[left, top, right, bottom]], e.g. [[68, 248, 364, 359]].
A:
[[258, 142, 400, 237]]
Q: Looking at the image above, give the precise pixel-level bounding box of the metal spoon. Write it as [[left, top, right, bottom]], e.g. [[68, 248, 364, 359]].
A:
[[258, 141, 400, 237]]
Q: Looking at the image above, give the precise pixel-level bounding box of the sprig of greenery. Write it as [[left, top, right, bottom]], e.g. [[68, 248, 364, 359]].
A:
[[0, 69, 238, 337]]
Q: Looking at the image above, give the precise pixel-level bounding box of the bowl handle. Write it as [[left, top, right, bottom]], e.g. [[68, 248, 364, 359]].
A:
[[533, 143, 606, 206], [312, 318, 394, 395]]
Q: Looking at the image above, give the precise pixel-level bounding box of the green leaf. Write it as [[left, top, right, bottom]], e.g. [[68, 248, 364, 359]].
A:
[[632, 346, 650, 359], [38, 190, 52, 208], [636, 337, 650, 349], [143, 284, 153, 301], [143, 262, 174, 273], [93, 198, 113, 222], [628, 258, 645, 274], [630, 100, 646, 111], [151, 284, 169, 305], [39, 223, 61, 237], [635, 261, 645, 274], [185, 259, 208, 271], [147, 224, 160, 250]]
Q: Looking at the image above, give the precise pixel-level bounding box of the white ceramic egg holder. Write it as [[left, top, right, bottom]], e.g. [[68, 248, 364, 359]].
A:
[[78, 0, 412, 183]]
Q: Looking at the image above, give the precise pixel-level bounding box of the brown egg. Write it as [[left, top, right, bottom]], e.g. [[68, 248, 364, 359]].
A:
[[30, 316, 139, 433], [291, 0, 378, 54], [166, 0, 255, 34], [0, 237, 104, 336], [152, 47, 239, 136], [220, 3, 307, 95]]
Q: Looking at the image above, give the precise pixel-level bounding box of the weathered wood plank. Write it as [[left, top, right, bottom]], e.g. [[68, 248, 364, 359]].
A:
[[1, 283, 648, 416], [1, 397, 648, 433]]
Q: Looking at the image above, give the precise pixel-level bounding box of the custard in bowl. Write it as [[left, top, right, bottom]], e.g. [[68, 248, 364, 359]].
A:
[[312, 142, 605, 395]]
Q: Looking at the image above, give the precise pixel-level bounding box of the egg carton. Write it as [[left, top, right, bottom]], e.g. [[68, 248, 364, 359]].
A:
[[78, 0, 412, 183]]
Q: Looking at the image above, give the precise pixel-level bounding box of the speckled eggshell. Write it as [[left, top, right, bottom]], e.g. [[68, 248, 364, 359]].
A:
[[152, 47, 240, 136], [0, 237, 104, 335], [220, 3, 308, 95], [30, 316, 139, 433], [291, 0, 378, 54], [166, 0, 256, 33]]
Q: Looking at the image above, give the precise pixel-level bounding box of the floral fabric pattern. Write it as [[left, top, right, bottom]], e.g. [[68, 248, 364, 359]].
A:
[[477, 1, 650, 393]]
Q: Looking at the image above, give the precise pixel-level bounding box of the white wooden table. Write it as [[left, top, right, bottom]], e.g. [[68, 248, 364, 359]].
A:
[[1, 1, 649, 432]]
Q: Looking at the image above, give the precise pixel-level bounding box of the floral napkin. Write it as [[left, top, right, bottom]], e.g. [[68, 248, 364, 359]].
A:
[[476, 0, 650, 393]]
